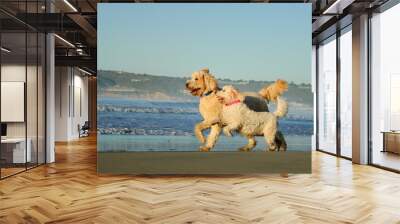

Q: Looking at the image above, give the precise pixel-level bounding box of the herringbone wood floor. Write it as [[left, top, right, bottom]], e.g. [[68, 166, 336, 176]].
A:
[[1, 136, 400, 224]]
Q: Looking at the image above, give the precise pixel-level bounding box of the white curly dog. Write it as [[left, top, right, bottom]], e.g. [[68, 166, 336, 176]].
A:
[[216, 85, 288, 151]]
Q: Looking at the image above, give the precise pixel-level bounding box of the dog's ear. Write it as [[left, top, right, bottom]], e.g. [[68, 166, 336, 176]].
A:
[[204, 74, 218, 92], [231, 88, 238, 99], [226, 86, 238, 99], [200, 68, 209, 73], [231, 87, 245, 101]]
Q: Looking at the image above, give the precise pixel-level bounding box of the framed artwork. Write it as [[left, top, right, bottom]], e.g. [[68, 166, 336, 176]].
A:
[[97, 3, 312, 174]]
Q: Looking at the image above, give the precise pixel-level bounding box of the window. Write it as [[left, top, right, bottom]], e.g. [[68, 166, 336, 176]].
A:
[[0, 2, 46, 179], [339, 27, 352, 158], [370, 3, 400, 171], [317, 35, 337, 154]]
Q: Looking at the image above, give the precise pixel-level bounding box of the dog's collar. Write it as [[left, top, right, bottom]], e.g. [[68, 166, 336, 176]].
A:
[[202, 91, 214, 97], [225, 99, 241, 107]]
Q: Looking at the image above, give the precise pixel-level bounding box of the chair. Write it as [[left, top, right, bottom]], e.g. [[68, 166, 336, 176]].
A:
[[79, 121, 90, 138]]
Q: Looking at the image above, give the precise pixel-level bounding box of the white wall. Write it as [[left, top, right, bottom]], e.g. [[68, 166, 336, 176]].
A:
[[55, 67, 70, 141], [72, 73, 89, 138], [55, 67, 89, 141]]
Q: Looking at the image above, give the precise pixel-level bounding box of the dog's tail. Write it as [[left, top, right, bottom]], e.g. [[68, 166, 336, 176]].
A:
[[274, 97, 288, 118], [258, 79, 288, 102]]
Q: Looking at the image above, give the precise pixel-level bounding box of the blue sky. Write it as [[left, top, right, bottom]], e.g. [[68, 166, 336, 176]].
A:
[[98, 4, 311, 84]]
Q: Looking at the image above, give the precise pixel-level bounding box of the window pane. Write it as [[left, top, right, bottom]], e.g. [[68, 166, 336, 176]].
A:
[[27, 31, 38, 169], [318, 36, 337, 154], [340, 28, 352, 158], [38, 33, 46, 165]]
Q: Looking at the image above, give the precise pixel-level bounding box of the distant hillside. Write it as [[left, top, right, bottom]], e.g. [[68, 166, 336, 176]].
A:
[[98, 70, 313, 106]]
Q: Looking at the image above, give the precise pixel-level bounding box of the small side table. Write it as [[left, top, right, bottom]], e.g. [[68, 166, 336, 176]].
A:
[[381, 131, 400, 154]]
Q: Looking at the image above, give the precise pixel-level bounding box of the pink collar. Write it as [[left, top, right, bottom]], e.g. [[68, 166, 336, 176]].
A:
[[225, 99, 241, 106]]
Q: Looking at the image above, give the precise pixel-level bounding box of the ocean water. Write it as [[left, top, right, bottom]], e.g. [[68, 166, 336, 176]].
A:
[[97, 98, 312, 152]]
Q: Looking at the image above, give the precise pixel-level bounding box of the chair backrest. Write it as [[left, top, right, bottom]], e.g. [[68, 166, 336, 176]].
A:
[[82, 121, 90, 129]]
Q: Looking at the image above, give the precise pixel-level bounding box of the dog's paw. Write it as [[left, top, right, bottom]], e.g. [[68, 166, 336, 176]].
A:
[[199, 146, 211, 152], [279, 144, 287, 151], [239, 147, 251, 152], [223, 128, 232, 137], [267, 143, 279, 151]]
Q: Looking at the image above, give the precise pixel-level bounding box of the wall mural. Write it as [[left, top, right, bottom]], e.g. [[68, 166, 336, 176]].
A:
[[97, 3, 312, 174]]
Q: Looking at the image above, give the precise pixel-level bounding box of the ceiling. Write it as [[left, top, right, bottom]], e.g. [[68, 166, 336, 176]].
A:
[[0, 0, 392, 74]]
